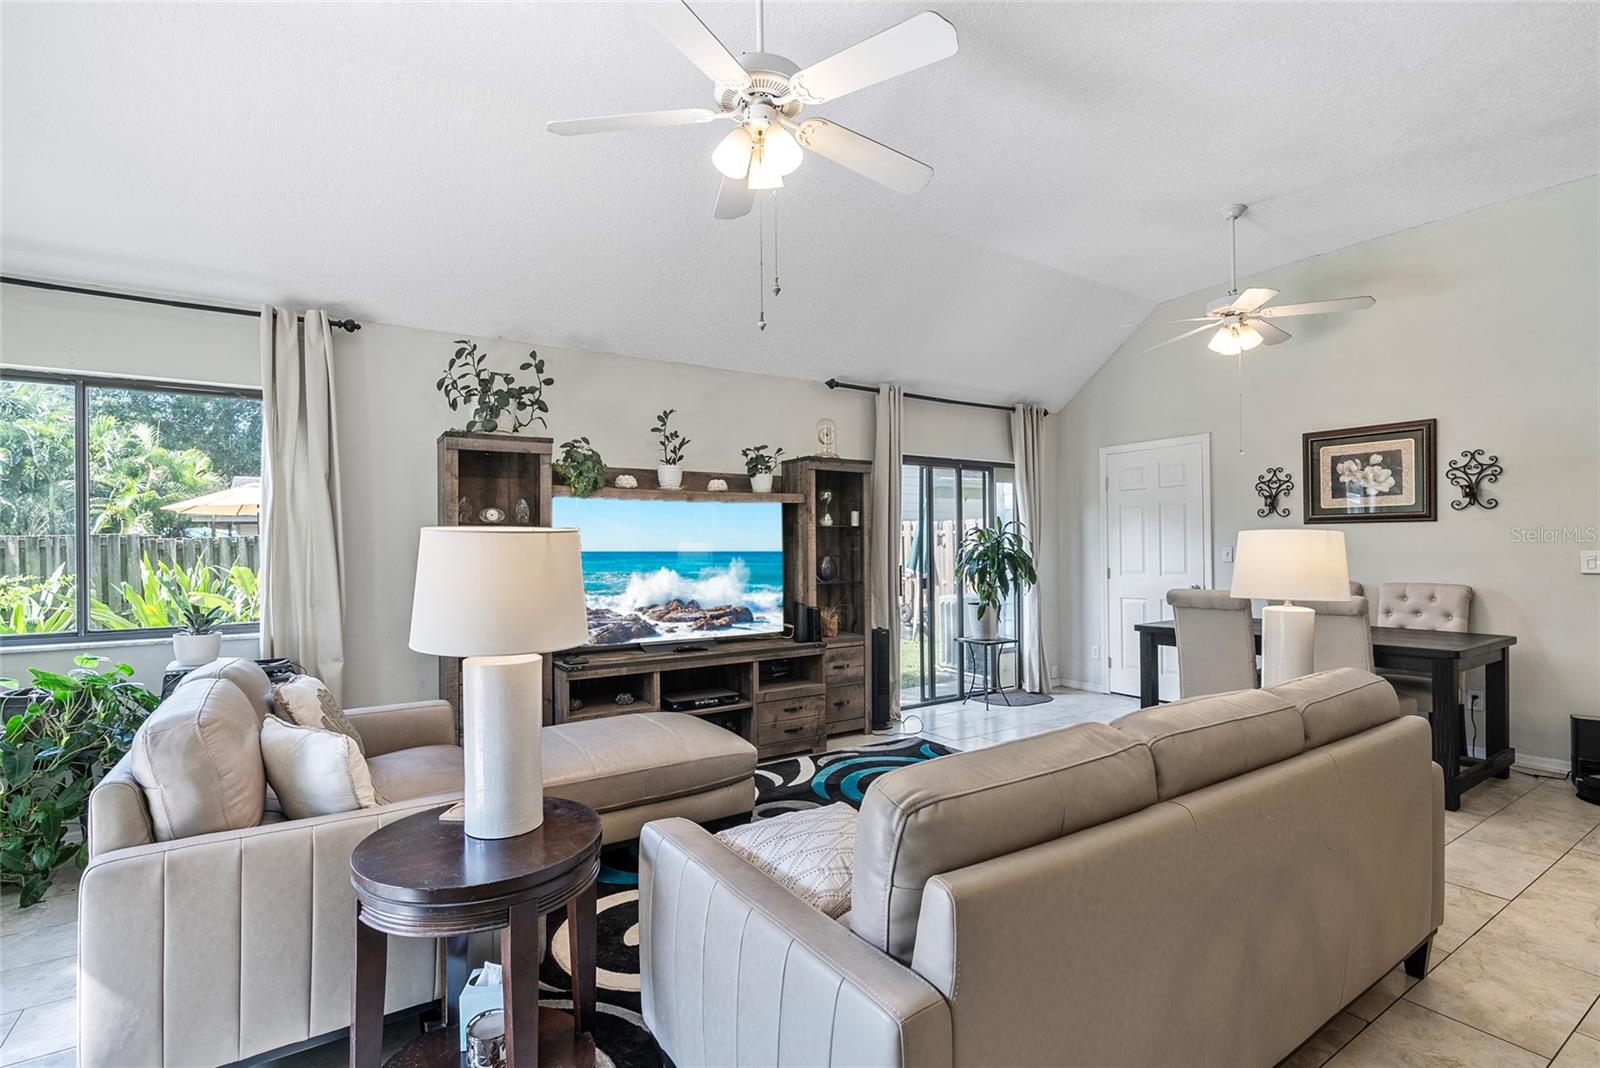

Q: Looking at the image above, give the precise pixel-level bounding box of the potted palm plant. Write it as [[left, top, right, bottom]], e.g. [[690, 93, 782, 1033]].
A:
[[955, 519, 1037, 640]]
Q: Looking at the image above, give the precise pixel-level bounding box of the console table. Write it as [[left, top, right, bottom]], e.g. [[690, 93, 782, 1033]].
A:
[[1132, 619, 1516, 811]]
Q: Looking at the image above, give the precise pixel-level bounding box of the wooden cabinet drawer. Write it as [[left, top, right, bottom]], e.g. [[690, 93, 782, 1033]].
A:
[[824, 645, 865, 681], [756, 694, 824, 746], [825, 684, 865, 728]]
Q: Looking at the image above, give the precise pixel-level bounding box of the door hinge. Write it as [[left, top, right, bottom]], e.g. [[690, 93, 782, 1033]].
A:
[[1106, 566, 1111, 579], [1107, 656, 1112, 669]]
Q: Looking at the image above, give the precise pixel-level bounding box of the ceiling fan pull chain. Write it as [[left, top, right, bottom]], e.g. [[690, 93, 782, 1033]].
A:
[[772, 193, 781, 296], [757, 193, 767, 331], [1237, 350, 1245, 454]]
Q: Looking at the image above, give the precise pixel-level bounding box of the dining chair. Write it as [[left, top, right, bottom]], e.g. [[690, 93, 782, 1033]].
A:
[[1301, 595, 1420, 716], [1375, 582, 1473, 718], [1167, 588, 1257, 697]]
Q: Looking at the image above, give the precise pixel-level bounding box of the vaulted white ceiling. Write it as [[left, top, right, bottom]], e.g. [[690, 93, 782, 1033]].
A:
[[3, 2, 1595, 407]]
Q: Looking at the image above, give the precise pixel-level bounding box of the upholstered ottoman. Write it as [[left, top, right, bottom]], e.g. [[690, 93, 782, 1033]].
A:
[[544, 712, 757, 843]]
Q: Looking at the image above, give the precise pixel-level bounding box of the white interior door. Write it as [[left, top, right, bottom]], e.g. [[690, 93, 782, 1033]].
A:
[[1102, 435, 1211, 699]]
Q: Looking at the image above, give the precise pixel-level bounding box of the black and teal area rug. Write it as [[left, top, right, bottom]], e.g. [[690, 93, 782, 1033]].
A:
[[536, 736, 955, 1066]]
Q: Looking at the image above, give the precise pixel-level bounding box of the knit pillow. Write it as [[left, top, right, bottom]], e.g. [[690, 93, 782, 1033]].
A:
[[272, 674, 364, 755], [717, 803, 856, 919]]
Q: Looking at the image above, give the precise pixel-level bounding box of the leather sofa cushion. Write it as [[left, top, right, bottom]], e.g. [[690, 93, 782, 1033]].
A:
[[716, 803, 856, 919], [852, 723, 1156, 962], [1270, 668, 1402, 748], [544, 712, 755, 814], [131, 677, 265, 840], [1113, 688, 1303, 800], [367, 744, 465, 802], [177, 657, 275, 722]]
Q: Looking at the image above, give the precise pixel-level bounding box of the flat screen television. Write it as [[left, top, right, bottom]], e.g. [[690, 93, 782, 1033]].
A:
[[551, 496, 785, 647]]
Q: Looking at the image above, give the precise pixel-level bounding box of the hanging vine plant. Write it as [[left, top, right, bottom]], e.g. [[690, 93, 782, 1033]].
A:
[[436, 341, 553, 434]]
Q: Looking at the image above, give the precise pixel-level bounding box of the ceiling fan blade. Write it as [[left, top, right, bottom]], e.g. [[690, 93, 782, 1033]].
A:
[[1221, 287, 1279, 313], [794, 118, 932, 194], [1144, 322, 1221, 353], [1257, 296, 1376, 319], [713, 175, 755, 220], [638, 1, 751, 89], [1249, 318, 1292, 345], [546, 108, 722, 136], [787, 11, 957, 104]]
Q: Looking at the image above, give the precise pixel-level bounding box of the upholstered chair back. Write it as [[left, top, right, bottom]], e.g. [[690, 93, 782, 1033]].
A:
[[1377, 583, 1472, 632], [1303, 595, 1374, 672], [1167, 588, 1256, 698]]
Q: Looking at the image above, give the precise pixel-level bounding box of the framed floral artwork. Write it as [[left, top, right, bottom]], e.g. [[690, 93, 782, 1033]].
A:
[[1302, 419, 1437, 523]]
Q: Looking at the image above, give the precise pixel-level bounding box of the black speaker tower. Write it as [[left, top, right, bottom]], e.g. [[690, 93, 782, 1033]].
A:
[[871, 627, 892, 731], [1573, 714, 1600, 806]]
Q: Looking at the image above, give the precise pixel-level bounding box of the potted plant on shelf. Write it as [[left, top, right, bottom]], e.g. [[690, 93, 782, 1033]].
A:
[[1, 655, 159, 907], [435, 340, 554, 434], [651, 409, 690, 490], [741, 444, 785, 493], [172, 598, 226, 667], [955, 519, 1038, 640], [554, 437, 606, 498]]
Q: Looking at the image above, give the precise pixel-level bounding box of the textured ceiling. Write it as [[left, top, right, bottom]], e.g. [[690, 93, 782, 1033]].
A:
[[3, 2, 1595, 407]]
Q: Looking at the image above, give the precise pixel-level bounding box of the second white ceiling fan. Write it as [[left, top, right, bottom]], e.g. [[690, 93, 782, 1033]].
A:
[[547, 1, 957, 220]]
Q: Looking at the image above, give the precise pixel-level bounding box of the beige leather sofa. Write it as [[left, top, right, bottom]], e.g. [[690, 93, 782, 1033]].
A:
[[78, 658, 755, 1067], [640, 668, 1444, 1067]]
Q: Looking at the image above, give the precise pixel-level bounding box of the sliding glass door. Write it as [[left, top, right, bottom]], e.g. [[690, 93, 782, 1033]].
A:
[[899, 458, 1020, 708]]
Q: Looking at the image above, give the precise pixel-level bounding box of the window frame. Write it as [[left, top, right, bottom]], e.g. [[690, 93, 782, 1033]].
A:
[[0, 368, 263, 648]]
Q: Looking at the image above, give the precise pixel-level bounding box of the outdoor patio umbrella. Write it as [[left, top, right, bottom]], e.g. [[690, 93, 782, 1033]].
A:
[[161, 482, 260, 518]]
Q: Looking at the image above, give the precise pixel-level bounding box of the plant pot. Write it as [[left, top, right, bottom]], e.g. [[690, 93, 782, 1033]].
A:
[[972, 610, 1000, 641], [750, 472, 774, 493], [656, 465, 683, 490], [172, 631, 223, 668]]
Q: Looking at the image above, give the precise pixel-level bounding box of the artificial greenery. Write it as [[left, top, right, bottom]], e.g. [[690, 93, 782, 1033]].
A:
[[651, 409, 690, 466], [435, 341, 554, 434], [176, 598, 225, 635], [554, 437, 607, 498], [1, 655, 159, 907], [740, 444, 785, 477], [955, 519, 1038, 620]]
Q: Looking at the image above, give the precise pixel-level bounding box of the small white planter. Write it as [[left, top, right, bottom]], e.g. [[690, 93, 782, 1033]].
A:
[[656, 465, 683, 490], [172, 631, 223, 668], [971, 609, 1000, 641], [750, 472, 774, 493]]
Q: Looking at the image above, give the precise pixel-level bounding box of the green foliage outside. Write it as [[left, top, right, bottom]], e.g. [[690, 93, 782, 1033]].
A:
[[1, 655, 159, 907], [0, 556, 260, 636]]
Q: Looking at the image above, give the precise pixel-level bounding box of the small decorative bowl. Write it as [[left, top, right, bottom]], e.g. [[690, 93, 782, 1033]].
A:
[[615, 474, 639, 489], [707, 478, 729, 492]]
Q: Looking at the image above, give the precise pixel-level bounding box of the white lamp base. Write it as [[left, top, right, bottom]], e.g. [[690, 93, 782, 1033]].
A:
[[1261, 603, 1315, 688], [461, 653, 544, 840]]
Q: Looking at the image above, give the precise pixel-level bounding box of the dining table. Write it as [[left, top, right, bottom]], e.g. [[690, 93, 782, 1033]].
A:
[[1131, 618, 1516, 811]]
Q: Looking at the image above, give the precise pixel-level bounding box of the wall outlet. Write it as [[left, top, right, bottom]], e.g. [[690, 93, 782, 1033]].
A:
[[1221, 546, 1234, 563], [1582, 550, 1600, 575], [1090, 645, 1101, 662], [1467, 689, 1485, 716]]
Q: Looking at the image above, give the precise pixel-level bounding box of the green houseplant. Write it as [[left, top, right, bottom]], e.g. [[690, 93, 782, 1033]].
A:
[[172, 596, 226, 666], [650, 409, 690, 490], [554, 437, 607, 498], [955, 519, 1038, 640], [740, 444, 784, 493], [1, 655, 159, 907], [436, 340, 554, 434]]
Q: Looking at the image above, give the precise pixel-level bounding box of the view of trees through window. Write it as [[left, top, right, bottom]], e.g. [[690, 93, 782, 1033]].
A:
[[1, 375, 263, 638]]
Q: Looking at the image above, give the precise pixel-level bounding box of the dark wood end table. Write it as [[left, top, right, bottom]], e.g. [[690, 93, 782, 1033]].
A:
[[349, 797, 602, 1067]]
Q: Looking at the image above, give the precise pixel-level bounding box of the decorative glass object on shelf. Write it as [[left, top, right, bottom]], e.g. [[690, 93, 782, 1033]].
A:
[[819, 489, 834, 527], [818, 555, 839, 582]]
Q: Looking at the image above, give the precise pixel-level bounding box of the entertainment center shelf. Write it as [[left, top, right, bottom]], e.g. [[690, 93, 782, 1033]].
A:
[[553, 465, 803, 503]]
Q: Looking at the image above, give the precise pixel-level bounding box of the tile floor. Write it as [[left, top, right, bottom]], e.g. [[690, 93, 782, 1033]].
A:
[[4, 687, 1597, 1068]]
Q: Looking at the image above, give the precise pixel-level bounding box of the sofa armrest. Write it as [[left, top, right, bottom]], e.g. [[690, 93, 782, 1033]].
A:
[[347, 699, 456, 756], [639, 818, 951, 1068], [77, 791, 460, 1067]]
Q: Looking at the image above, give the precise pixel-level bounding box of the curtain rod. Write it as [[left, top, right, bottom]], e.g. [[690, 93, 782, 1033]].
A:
[[1, 276, 362, 332], [824, 378, 1047, 416]]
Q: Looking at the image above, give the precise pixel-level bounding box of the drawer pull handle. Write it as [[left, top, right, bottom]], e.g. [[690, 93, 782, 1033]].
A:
[[783, 704, 803, 713], [784, 726, 804, 735], [833, 700, 847, 708]]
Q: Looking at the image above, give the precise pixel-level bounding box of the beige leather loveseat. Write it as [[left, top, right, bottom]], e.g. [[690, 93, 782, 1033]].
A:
[[640, 668, 1444, 1067], [78, 658, 755, 1067]]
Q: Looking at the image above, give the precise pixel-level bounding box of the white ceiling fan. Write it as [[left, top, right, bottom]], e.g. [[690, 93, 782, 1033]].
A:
[[546, 0, 957, 220], [1147, 204, 1376, 354]]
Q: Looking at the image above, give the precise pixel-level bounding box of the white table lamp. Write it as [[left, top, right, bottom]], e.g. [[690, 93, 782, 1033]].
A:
[[1230, 529, 1350, 687], [409, 526, 586, 839]]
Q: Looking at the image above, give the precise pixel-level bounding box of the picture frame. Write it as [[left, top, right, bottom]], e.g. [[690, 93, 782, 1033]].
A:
[[1302, 419, 1437, 523]]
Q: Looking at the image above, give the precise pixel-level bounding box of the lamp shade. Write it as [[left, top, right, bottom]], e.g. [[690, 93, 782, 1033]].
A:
[[408, 527, 587, 657], [1230, 529, 1350, 602]]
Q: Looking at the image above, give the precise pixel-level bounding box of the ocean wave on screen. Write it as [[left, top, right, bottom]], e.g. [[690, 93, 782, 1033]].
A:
[[598, 558, 781, 614]]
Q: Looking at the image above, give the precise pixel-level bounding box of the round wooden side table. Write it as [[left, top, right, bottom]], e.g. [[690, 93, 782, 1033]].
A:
[[349, 797, 602, 1067]]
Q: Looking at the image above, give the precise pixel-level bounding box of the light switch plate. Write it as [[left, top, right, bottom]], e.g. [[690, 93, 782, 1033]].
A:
[[1090, 645, 1100, 661], [1583, 550, 1600, 575], [1222, 546, 1234, 563]]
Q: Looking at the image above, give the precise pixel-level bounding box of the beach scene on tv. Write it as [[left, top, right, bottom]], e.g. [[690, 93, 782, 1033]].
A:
[[551, 497, 785, 646]]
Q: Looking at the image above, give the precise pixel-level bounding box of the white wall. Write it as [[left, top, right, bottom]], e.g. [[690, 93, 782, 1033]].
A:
[[1, 284, 1012, 702], [1054, 178, 1600, 767]]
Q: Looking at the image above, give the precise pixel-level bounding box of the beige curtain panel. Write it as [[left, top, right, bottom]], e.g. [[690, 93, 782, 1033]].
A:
[[1011, 403, 1052, 692], [871, 385, 904, 717]]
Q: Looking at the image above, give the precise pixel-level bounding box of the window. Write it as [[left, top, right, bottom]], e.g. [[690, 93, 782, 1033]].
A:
[[1, 371, 262, 644]]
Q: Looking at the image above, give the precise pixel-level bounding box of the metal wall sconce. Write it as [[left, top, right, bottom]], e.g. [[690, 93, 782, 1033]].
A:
[[1254, 466, 1294, 518], [1447, 449, 1502, 510]]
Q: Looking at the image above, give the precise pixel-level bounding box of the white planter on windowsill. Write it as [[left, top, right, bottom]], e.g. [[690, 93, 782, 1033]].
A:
[[656, 464, 683, 490], [750, 472, 774, 493], [172, 631, 223, 668]]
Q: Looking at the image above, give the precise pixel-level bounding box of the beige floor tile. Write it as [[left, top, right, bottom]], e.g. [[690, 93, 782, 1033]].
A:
[[1325, 999, 1546, 1067], [1277, 1011, 1367, 1068], [1443, 807, 1486, 842], [1405, 928, 1600, 1056], [0, 998, 74, 1067], [8, 1049, 76, 1068], [0, 956, 75, 1016], [1346, 965, 1419, 1022], [1527, 850, 1600, 907], [1445, 837, 1554, 898], [0, 925, 75, 974], [1524, 782, 1600, 820], [0, 1017, 16, 1049], [1463, 799, 1600, 861], [1480, 885, 1600, 978], [1436, 883, 1509, 953], [0, 893, 79, 939], [1577, 825, 1600, 856], [1553, 1033, 1600, 1068], [1581, 998, 1600, 1039]]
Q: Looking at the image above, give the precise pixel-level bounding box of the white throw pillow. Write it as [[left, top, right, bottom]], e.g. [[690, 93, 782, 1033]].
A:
[[260, 716, 385, 819], [716, 803, 856, 918], [272, 674, 365, 755]]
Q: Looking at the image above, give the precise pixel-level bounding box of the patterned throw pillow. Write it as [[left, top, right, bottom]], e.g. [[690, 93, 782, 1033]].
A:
[[716, 803, 856, 919], [259, 716, 386, 819], [272, 674, 364, 755]]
